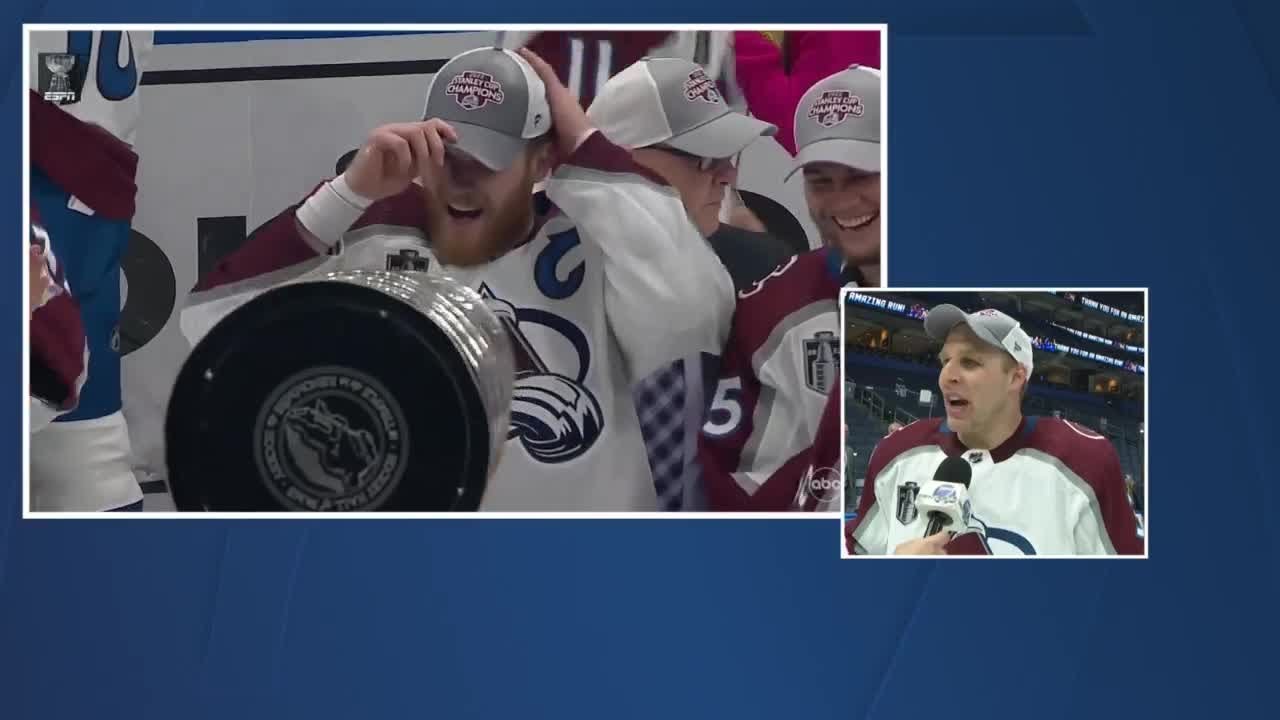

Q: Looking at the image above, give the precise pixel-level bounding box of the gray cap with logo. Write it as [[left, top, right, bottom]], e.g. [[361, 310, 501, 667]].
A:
[[423, 47, 552, 171], [788, 65, 881, 180], [588, 57, 777, 158], [924, 305, 1035, 377]]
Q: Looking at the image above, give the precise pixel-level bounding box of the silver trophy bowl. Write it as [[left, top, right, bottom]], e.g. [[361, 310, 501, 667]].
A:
[[165, 267, 514, 512], [309, 269, 515, 478]]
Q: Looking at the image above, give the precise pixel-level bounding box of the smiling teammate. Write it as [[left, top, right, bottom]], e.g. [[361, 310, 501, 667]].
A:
[[697, 65, 881, 510]]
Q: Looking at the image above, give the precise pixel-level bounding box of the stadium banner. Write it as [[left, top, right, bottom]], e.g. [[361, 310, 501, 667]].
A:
[[1055, 291, 1145, 324], [844, 291, 1146, 375], [1051, 322, 1144, 354]]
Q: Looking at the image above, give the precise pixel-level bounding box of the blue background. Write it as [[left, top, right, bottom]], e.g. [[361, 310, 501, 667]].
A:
[[7, 2, 1278, 718]]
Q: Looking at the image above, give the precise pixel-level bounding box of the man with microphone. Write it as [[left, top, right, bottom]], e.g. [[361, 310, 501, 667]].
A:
[[845, 304, 1143, 556]]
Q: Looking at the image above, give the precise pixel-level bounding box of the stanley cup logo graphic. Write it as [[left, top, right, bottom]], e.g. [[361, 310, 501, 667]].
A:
[[804, 330, 841, 394], [44, 54, 77, 104], [813, 339, 835, 393]]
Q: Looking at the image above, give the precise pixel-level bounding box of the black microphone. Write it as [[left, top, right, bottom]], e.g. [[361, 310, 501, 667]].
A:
[[918, 456, 974, 537]]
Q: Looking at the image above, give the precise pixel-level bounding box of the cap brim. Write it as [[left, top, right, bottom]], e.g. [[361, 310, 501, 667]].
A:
[[450, 120, 528, 172], [666, 112, 778, 159], [785, 138, 880, 181]]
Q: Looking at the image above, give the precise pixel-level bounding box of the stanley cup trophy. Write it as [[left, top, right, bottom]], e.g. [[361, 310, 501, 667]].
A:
[[165, 268, 515, 512]]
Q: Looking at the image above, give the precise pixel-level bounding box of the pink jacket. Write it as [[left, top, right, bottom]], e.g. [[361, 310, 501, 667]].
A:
[[733, 31, 881, 155]]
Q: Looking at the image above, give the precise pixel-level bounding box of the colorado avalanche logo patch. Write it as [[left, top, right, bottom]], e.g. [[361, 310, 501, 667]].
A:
[[445, 71, 505, 110], [478, 283, 604, 464], [683, 68, 723, 104], [808, 90, 864, 128]]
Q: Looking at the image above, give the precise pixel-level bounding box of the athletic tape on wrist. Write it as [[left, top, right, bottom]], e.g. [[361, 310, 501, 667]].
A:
[[330, 173, 374, 211], [295, 176, 374, 248]]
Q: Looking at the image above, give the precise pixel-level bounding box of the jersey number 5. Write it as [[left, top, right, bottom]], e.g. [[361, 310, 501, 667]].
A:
[[702, 377, 744, 437]]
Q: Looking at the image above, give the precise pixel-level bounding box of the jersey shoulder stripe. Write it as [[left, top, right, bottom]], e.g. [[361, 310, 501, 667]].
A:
[[1022, 416, 1126, 500], [865, 417, 946, 481], [733, 249, 836, 355]]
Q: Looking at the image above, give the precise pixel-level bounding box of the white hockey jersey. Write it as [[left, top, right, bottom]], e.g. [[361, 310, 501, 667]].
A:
[[847, 417, 1144, 556], [181, 132, 734, 511]]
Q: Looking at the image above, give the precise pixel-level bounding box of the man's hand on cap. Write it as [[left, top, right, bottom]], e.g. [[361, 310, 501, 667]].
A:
[[345, 120, 459, 201], [517, 48, 595, 156]]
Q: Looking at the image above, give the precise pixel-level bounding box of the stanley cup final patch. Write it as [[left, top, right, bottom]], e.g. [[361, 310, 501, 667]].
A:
[[446, 71, 505, 110], [38, 52, 90, 105], [896, 481, 920, 525], [807, 90, 864, 129], [803, 330, 841, 394]]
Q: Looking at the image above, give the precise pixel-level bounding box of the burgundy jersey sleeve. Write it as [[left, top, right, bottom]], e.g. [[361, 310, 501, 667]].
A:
[[29, 205, 88, 414], [191, 183, 428, 294], [1090, 444, 1143, 554], [190, 191, 327, 294], [1031, 419, 1144, 555], [518, 31, 675, 107], [30, 90, 139, 221], [943, 532, 993, 556]]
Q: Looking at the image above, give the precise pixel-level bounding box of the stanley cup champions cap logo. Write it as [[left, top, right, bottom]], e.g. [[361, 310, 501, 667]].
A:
[[446, 70, 506, 111], [808, 89, 864, 129], [683, 68, 723, 104]]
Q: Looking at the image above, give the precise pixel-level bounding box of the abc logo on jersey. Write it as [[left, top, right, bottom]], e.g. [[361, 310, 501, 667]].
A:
[[793, 465, 843, 511]]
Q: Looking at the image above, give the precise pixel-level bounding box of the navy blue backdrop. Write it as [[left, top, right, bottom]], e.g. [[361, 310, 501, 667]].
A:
[[7, 3, 1278, 718]]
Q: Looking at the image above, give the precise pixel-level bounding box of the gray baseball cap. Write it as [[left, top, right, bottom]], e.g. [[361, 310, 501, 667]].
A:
[[587, 57, 777, 158], [787, 65, 881, 181], [924, 305, 1035, 376], [423, 47, 552, 171]]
